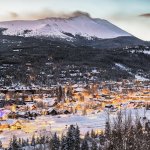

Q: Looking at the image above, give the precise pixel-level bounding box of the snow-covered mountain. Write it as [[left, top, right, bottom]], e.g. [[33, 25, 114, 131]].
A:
[[0, 15, 131, 39]]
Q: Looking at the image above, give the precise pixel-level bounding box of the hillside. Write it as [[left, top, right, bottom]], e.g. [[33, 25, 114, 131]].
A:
[[0, 15, 149, 85], [0, 35, 149, 86]]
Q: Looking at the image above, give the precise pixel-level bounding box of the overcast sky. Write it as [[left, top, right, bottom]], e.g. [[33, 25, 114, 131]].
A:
[[0, 0, 150, 40]]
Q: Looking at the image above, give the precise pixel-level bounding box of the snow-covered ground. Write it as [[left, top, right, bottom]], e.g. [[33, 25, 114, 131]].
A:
[[115, 63, 149, 81], [135, 75, 149, 81], [130, 50, 150, 55], [143, 50, 150, 55], [115, 63, 130, 72], [0, 108, 150, 148]]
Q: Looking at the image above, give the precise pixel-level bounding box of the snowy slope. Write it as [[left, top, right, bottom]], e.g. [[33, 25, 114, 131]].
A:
[[0, 15, 131, 39]]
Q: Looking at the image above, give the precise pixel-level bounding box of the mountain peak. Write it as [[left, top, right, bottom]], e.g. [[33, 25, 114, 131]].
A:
[[0, 16, 131, 39], [69, 13, 91, 19], [40, 13, 91, 22]]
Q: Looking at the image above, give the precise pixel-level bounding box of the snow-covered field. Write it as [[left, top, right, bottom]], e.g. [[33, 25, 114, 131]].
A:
[[0, 108, 150, 148]]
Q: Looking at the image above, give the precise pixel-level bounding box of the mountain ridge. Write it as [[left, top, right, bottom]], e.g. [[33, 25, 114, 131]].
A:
[[0, 15, 131, 39]]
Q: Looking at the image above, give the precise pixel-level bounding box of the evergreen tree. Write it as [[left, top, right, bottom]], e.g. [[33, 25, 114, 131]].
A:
[[98, 145, 102, 150], [145, 122, 150, 150], [81, 139, 89, 150], [36, 137, 40, 144], [21, 139, 27, 147], [45, 136, 50, 143], [85, 131, 90, 139], [40, 135, 45, 144], [61, 136, 68, 150], [91, 140, 98, 150], [18, 138, 22, 147], [8, 138, 13, 150], [74, 126, 80, 150], [57, 86, 63, 102], [31, 135, 36, 149], [91, 129, 96, 138], [26, 138, 29, 146], [0, 140, 2, 149], [126, 126, 135, 150], [9, 135, 20, 150], [66, 86, 73, 99], [136, 120, 143, 136], [105, 121, 111, 139], [66, 125, 76, 150], [51, 133, 60, 150]]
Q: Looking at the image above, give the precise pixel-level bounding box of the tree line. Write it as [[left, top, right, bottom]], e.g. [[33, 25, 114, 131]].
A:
[[2, 111, 150, 150]]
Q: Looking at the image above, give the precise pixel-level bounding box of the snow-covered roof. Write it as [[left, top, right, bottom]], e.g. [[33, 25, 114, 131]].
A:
[[74, 87, 85, 92], [0, 119, 21, 126]]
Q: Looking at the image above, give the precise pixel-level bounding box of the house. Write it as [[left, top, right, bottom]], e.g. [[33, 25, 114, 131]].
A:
[[41, 109, 49, 115], [8, 112, 17, 119], [0, 109, 11, 120], [43, 98, 56, 107], [17, 111, 27, 118], [0, 119, 22, 130], [26, 102, 37, 111], [7, 119, 22, 130], [48, 108, 58, 115], [63, 110, 71, 114], [0, 121, 9, 129]]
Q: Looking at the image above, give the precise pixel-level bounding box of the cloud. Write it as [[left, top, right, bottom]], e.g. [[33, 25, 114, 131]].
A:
[[9, 12, 19, 19], [139, 13, 150, 18], [7, 10, 91, 20], [27, 10, 91, 19], [71, 11, 91, 18]]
